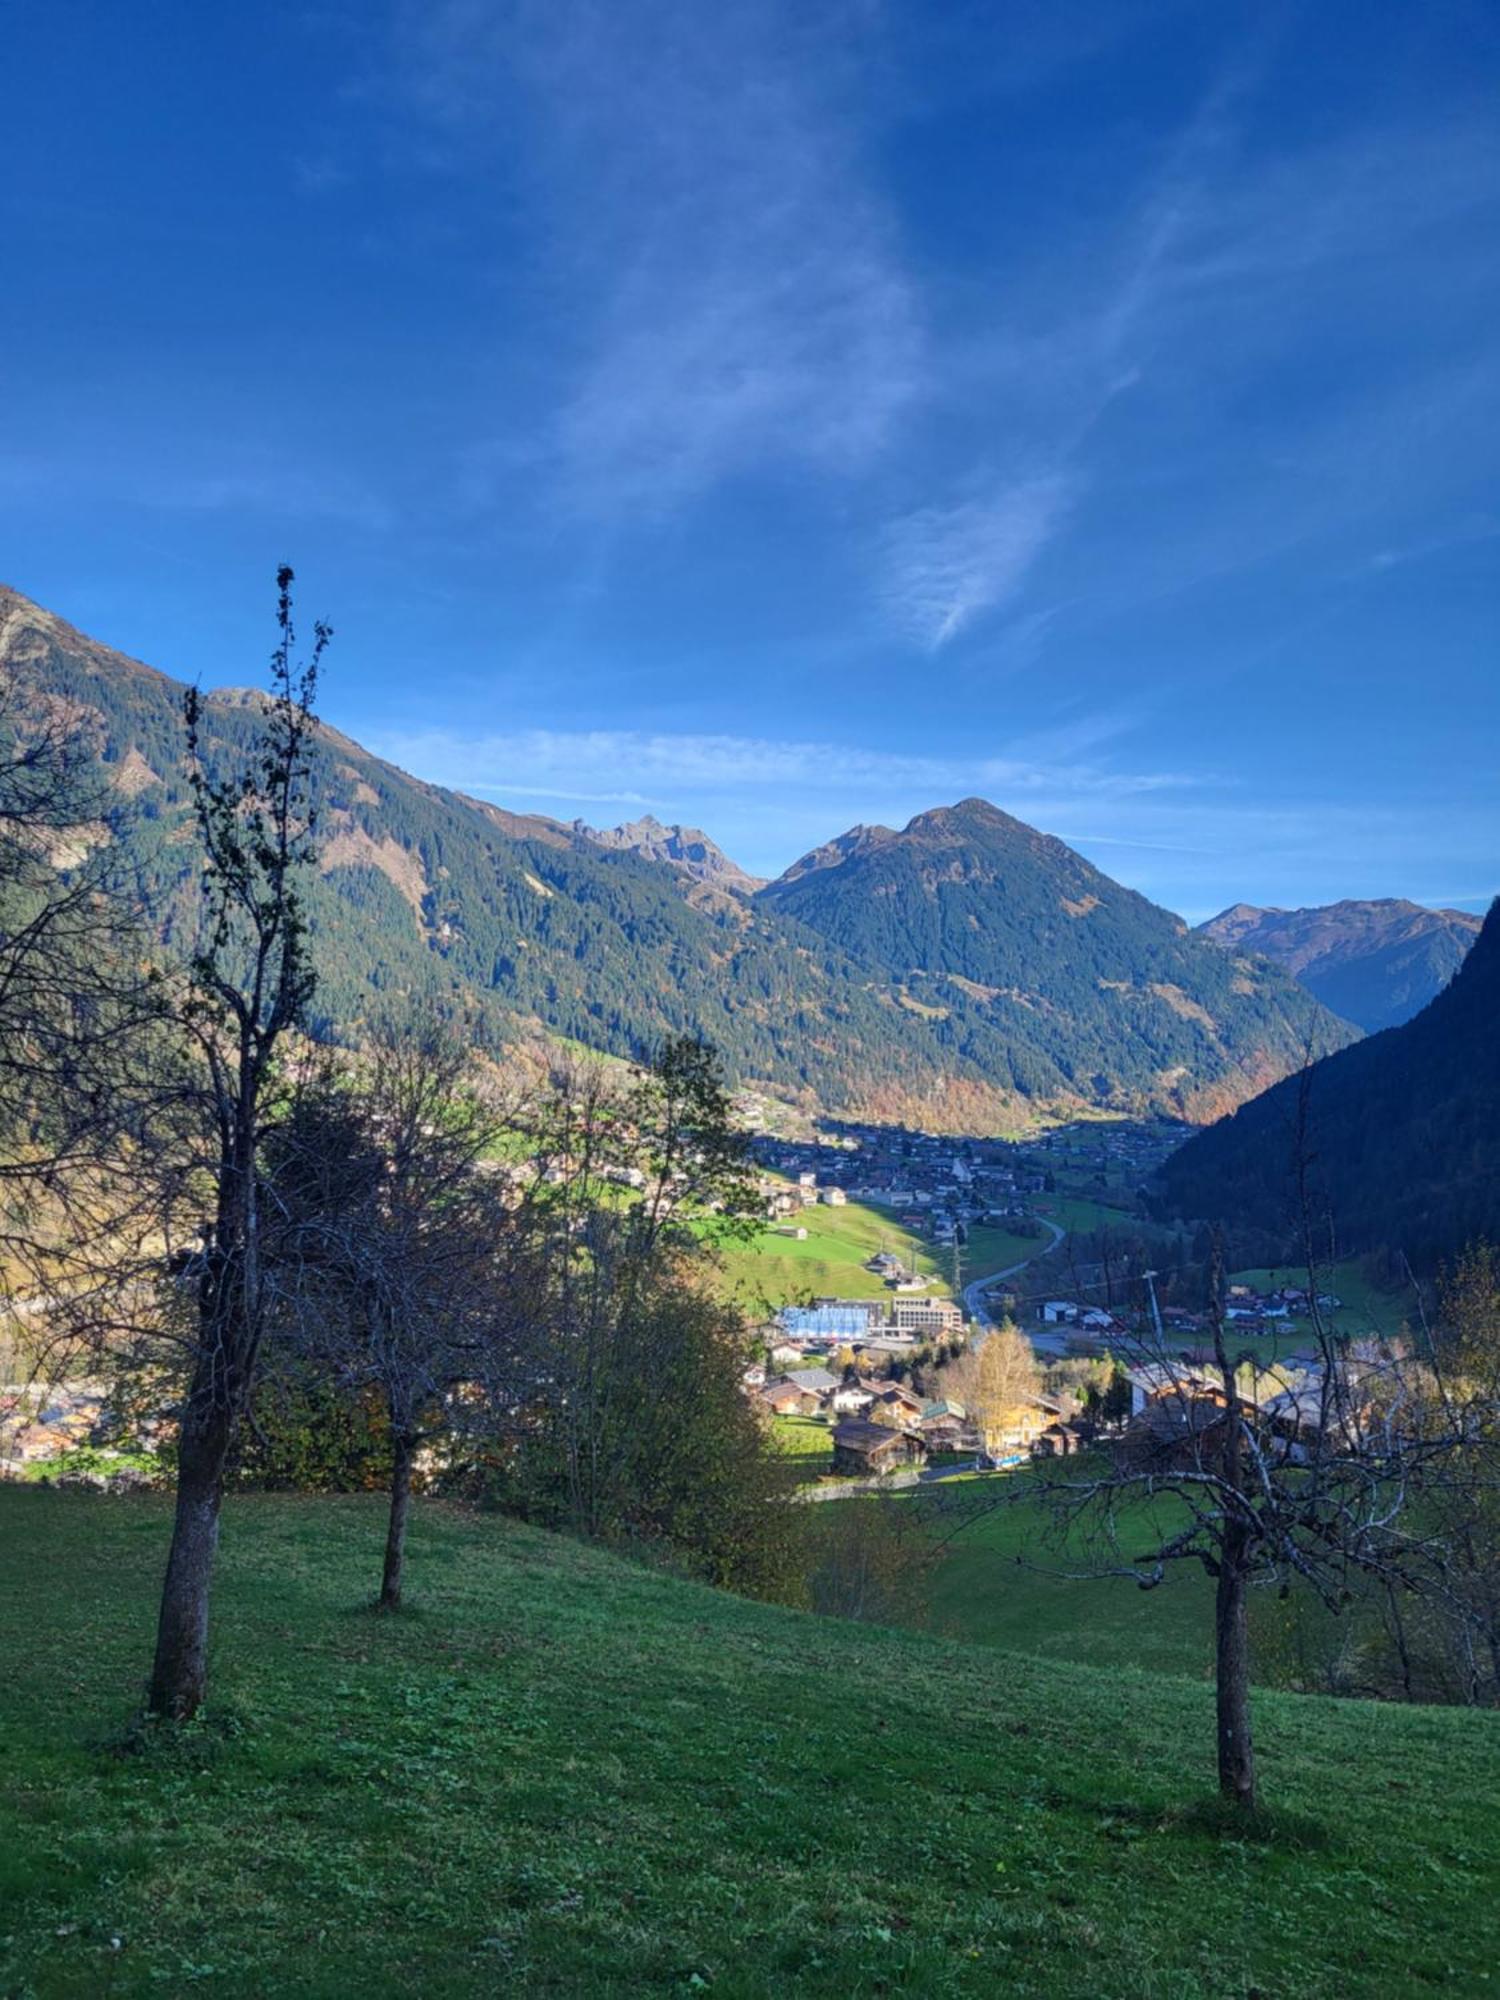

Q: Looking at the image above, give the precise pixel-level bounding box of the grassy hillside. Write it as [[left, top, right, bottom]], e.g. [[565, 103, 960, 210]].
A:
[[769, 1413, 836, 1482], [1228, 1262, 1411, 1342], [712, 1198, 1040, 1318], [919, 1479, 1214, 1679], [713, 1192, 953, 1312], [3, 1490, 1498, 1998], [956, 1220, 1043, 1286]]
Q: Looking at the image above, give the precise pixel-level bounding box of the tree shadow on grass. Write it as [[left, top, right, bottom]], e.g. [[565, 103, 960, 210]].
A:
[[1161, 1793, 1333, 1851], [100, 1702, 251, 1768]]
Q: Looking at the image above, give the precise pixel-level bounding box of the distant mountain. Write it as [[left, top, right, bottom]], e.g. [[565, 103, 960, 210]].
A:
[[3, 587, 1353, 1131], [756, 799, 1356, 1122], [1156, 900, 1500, 1265], [1200, 899, 1483, 1033], [575, 814, 764, 908]]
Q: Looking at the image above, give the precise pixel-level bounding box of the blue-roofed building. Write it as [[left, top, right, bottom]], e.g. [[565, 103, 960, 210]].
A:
[[777, 1304, 879, 1342]]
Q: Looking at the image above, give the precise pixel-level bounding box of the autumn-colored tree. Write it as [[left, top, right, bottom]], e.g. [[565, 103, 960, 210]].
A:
[[948, 1322, 1041, 1453]]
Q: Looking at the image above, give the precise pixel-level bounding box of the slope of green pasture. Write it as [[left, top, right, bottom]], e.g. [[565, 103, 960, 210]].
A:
[[1228, 1262, 1411, 1342], [1033, 1195, 1137, 1236], [713, 1191, 950, 1313], [769, 1414, 834, 1482], [956, 1221, 1043, 1288], [2, 1490, 1498, 1998], [914, 1475, 1213, 1679]]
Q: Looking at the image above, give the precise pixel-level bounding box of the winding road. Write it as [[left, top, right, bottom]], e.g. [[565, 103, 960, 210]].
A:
[[962, 1216, 1067, 1331]]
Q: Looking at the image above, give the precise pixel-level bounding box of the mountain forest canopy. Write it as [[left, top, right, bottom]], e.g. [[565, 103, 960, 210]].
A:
[[0, 586, 1354, 1135]]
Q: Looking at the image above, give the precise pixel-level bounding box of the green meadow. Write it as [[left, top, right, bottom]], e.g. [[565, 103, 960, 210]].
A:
[[712, 1189, 952, 1314], [3, 1488, 1497, 1998]]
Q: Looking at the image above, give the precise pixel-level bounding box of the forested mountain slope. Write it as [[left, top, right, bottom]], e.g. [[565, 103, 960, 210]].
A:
[[1200, 898, 1482, 1032], [3, 587, 1351, 1129], [758, 799, 1355, 1121], [1156, 900, 1500, 1263]]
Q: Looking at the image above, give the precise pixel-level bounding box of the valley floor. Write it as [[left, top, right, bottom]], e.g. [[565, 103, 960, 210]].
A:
[[3, 1489, 1497, 1998]]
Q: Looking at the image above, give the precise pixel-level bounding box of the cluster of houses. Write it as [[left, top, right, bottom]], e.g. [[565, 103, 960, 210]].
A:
[[760, 1171, 848, 1224], [0, 1379, 142, 1475], [753, 1364, 1088, 1476], [1223, 1281, 1342, 1325], [1120, 1353, 1374, 1471], [1038, 1299, 1126, 1336], [760, 1338, 1386, 1487], [755, 1128, 1043, 1250], [1024, 1118, 1185, 1190]]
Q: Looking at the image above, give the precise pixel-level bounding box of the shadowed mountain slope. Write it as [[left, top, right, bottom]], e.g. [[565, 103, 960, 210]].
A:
[[1157, 900, 1500, 1263], [1200, 898, 1482, 1033]]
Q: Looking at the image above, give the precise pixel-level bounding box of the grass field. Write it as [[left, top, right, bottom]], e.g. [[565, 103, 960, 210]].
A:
[[1032, 1194, 1138, 1236], [712, 1190, 951, 1314], [769, 1413, 834, 1481], [713, 1191, 1051, 1319], [3, 1489, 1498, 1997], [1228, 1262, 1413, 1342], [955, 1220, 1044, 1288], [914, 1474, 1214, 1679]]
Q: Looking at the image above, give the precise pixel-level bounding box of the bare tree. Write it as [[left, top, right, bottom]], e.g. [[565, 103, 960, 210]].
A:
[[273, 1023, 537, 1610], [1019, 1232, 1484, 1811], [146, 567, 329, 1719], [1410, 1243, 1500, 1703], [0, 658, 157, 1366]]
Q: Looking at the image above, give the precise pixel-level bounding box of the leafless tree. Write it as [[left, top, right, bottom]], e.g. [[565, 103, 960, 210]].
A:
[[271, 1023, 539, 1610], [1016, 1225, 1489, 1812]]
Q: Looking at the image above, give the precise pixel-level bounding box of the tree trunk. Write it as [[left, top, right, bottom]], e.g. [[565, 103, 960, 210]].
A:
[[1385, 1581, 1415, 1702], [147, 1402, 233, 1720], [380, 1433, 415, 1611], [1215, 1546, 1256, 1809]]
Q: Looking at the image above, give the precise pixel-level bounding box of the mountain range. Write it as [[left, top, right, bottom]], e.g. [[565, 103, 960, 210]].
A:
[[3, 584, 1354, 1132], [1157, 899, 1500, 1265], [1199, 899, 1482, 1034]]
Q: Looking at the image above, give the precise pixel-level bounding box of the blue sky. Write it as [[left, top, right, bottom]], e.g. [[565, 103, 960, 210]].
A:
[[4, 0, 1497, 919]]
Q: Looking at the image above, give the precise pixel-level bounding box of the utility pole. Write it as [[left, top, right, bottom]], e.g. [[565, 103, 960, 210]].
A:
[[1142, 1269, 1166, 1350]]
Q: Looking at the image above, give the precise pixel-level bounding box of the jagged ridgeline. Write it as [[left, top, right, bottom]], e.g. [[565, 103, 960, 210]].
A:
[[1, 586, 1353, 1130]]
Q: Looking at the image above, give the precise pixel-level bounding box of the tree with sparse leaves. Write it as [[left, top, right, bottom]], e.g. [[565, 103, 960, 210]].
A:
[[146, 567, 329, 1720], [1016, 1231, 1490, 1811], [268, 1021, 537, 1610]]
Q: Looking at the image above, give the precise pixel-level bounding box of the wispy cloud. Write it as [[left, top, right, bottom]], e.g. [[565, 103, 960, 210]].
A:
[[877, 475, 1073, 650], [358, 716, 1496, 924], [398, 0, 919, 515], [370, 720, 1190, 813], [359, 718, 1495, 921], [864, 74, 1248, 651], [0, 447, 393, 531]]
